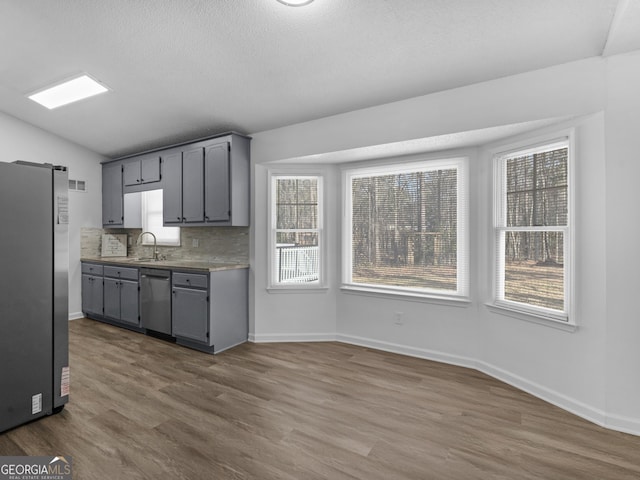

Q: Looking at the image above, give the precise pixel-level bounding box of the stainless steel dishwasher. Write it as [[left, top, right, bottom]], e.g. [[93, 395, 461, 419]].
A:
[[140, 268, 172, 335]]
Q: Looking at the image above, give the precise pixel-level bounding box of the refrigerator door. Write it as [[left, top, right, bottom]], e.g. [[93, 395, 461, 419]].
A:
[[53, 166, 69, 409], [0, 162, 54, 432]]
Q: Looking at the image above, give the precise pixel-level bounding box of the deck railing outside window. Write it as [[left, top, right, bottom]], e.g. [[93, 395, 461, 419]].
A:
[[276, 245, 319, 283]]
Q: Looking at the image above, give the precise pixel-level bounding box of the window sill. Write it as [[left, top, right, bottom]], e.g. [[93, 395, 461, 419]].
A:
[[267, 285, 329, 294], [485, 302, 577, 332], [340, 284, 471, 307]]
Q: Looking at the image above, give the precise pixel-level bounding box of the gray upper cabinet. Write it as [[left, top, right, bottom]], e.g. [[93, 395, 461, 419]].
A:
[[102, 162, 123, 226], [141, 156, 161, 184], [123, 156, 161, 187], [123, 162, 139, 187], [106, 132, 250, 228], [162, 152, 183, 224], [204, 142, 230, 223], [201, 134, 249, 226], [163, 147, 205, 224], [182, 148, 205, 223]]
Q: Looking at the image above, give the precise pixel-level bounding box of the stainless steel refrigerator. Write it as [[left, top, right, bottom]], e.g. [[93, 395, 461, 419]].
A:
[[0, 161, 69, 433]]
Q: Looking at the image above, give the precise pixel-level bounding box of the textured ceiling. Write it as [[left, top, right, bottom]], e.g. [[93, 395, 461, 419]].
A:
[[0, 0, 637, 158]]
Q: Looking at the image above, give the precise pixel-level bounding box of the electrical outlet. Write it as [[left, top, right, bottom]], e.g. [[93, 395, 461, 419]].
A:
[[394, 312, 404, 326], [192, 238, 199, 248]]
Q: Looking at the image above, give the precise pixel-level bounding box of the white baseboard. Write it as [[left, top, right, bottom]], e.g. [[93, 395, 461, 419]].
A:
[[604, 412, 640, 436], [249, 332, 336, 343], [476, 360, 608, 430], [69, 312, 84, 321], [336, 333, 478, 370], [314, 332, 639, 437]]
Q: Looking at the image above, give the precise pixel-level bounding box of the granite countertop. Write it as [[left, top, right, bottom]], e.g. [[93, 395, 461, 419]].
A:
[[81, 256, 248, 272]]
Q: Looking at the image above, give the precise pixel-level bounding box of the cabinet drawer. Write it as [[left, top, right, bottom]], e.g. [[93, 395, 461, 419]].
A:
[[104, 265, 139, 281], [172, 272, 208, 289], [81, 263, 104, 276]]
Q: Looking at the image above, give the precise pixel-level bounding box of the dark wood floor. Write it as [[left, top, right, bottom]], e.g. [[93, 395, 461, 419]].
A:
[[2, 318, 640, 479]]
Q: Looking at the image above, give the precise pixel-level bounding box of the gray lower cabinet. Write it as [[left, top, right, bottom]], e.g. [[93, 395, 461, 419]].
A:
[[103, 278, 139, 325], [172, 268, 248, 354], [81, 263, 104, 316], [103, 266, 139, 326], [172, 288, 209, 342], [81, 274, 103, 316], [82, 261, 247, 354]]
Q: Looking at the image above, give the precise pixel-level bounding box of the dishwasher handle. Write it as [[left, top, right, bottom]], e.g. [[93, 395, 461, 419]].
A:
[[139, 268, 170, 279]]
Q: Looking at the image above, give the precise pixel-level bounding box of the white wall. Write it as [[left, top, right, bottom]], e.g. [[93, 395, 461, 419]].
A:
[[604, 50, 640, 431], [477, 114, 608, 423], [0, 111, 104, 318], [249, 163, 338, 341], [250, 53, 640, 435]]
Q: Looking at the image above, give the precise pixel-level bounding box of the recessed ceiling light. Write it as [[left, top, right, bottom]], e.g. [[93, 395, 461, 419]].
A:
[[276, 0, 314, 6], [28, 74, 109, 110]]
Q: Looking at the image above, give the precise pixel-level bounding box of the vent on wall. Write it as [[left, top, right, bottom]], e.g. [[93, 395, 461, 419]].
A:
[[68, 179, 87, 192]]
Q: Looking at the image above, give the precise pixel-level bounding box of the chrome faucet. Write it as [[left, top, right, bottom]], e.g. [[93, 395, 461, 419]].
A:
[[137, 231, 158, 261]]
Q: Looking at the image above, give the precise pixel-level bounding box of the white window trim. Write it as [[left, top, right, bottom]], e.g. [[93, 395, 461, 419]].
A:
[[490, 130, 576, 327], [341, 155, 469, 301], [267, 169, 326, 291]]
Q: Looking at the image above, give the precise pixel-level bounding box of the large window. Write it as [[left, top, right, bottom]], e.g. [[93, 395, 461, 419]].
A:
[[343, 158, 468, 298], [494, 137, 572, 321], [270, 175, 322, 287]]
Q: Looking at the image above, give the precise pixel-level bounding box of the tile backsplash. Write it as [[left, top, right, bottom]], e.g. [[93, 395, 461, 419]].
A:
[[81, 226, 249, 264]]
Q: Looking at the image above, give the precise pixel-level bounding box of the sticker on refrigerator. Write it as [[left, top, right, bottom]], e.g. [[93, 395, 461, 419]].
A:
[[56, 195, 69, 225], [61, 366, 70, 397], [32, 393, 42, 415]]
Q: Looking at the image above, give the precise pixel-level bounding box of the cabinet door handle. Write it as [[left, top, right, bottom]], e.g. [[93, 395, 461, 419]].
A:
[[177, 217, 181, 221]]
